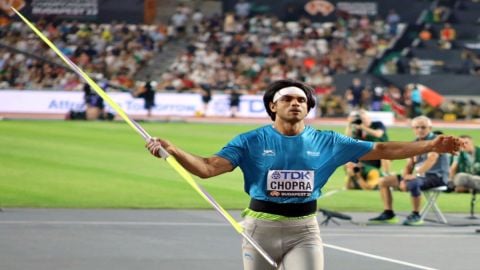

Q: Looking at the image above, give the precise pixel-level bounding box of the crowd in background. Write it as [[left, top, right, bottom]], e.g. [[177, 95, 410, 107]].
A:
[[318, 77, 480, 121], [0, 19, 167, 90], [159, 4, 402, 95], [0, 1, 478, 121], [378, 0, 480, 76]]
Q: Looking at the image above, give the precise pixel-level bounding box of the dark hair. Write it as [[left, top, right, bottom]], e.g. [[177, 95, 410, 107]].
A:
[[263, 79, 316, 121]]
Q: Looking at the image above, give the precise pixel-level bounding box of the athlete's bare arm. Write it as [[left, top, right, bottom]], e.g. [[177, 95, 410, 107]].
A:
[[146, 138, 234, 178], [360, 135, 463, 161]]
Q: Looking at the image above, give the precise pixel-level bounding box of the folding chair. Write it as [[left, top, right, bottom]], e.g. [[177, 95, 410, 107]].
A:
[[420, 186, 448, 224], [468, 189, 478, 219]]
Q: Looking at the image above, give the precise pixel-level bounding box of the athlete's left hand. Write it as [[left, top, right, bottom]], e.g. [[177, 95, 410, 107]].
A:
[[430, 135, 465, 155]]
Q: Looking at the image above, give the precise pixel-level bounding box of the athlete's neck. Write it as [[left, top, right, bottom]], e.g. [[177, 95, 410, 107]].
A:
[[273, 121, 305, 136]]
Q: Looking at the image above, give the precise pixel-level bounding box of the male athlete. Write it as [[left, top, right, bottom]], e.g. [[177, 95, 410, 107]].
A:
[[147, 79, 463, 270]]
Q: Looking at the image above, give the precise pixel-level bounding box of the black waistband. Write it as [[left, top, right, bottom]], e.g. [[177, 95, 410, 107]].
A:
[[249, 199, 317, 217]]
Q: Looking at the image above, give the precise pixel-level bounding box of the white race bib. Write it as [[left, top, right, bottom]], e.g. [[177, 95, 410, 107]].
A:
[[267, 170, 314, 197]]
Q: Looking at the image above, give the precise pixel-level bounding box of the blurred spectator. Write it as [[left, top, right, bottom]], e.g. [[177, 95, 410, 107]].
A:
[[198, 84, 212, 117], [369, 116, 450, 225], [235, 0, 252, 19], [345, 109, 390, 173], [406, 84, 423, 118], [370, 86, 385, 111], [433, 6, 449, 23], [439, 23, 456, 49], [345, 161, 381, 190], [84, 83, 105, 120], [450, 135, 480, 193], [386, 9, 400, 36], [134, 76, 156, 117], [224, 13, 236, 33], [160, 10, 403, 97], [0, 20, 163, 90], [319, 92, 347, 117], [345, 78, 366, 111], [226, 77, 247, 117], [176, 2, 191, 16], [192, 8, 204, 34], [418, 25, 433, 43], [171, 10, 188, 38]]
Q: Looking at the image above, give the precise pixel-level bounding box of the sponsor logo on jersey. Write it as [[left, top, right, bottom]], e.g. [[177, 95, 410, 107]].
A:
[[262, 149, 275, 156], [267, 170, 314, 197]]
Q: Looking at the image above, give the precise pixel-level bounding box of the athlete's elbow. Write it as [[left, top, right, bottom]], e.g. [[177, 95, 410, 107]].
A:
[[196, 169, 215, 179], [372, 143, 395, 160]]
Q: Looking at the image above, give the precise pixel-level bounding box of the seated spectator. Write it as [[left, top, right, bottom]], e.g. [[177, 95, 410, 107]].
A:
[[418, 25, 433, 44], [439, 23, 456, 49], [450, 135, 480, 193], [369, 116, 450, 225], [345, 162, 381, 190]]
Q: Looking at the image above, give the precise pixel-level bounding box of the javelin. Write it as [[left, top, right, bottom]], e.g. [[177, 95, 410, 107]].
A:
[[11, 7, 277, 268]]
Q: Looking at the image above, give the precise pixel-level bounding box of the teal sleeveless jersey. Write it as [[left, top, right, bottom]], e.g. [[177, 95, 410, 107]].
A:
[[216, 125, 373, 203]]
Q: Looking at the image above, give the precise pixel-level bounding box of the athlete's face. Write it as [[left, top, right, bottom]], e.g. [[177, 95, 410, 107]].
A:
[[411, 119, 431, 140], [270, 94, 308, 123]]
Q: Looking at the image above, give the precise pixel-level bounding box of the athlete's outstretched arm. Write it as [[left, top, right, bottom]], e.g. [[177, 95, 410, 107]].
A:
[[360, 135, 464, 161], [146, 138, 234, 179]]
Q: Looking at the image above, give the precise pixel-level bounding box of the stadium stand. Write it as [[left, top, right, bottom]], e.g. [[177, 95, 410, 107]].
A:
[[0, 20, 166, 90], [0, 0, 479, 121]]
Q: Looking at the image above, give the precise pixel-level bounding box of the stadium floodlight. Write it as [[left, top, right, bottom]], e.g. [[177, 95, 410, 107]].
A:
[[11, 7, 277, 268]]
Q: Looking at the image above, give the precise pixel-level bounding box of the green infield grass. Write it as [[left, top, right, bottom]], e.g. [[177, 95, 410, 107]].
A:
[[0, 120, 477, 213]]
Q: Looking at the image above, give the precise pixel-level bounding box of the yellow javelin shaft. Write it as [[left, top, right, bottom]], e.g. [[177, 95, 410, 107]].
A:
[[166, 157, 243, 232], [13, 8, 277, 266], [10, 7, 245, 234]]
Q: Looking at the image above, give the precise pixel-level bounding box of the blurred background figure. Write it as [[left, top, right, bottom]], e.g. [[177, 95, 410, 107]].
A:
[[84, 83, 105, 120], [134, 75, 156, 117], [405, 84, 423, 119], [370, 86, 384, 112], [450, 135, 480, 193], [234, 0, 251, 19], [439, 23, 456, 50], [197, 84, 212, 117], [227, 85, 242, 118], [345, 109, 391, 175], [369, 116, 450, 226], [345, 161, 381, 190], [345, 78, 366, 112]]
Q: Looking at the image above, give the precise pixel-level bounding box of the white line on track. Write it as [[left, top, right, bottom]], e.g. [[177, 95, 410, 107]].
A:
[[0, 220, 227, 226], [319, 188, 345, 199], [0, 219, 460, 269], [324, 243, 439, 270], [0, 220, 470, 238], [323, 233, 473, 238]]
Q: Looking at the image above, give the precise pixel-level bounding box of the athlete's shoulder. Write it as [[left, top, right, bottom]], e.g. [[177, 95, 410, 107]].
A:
[[312, 128, 342, 137], [237, 125, 272, 139]]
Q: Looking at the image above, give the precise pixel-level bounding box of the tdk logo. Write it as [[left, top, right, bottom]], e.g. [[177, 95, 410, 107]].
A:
[[271, 170, 311, 180]]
